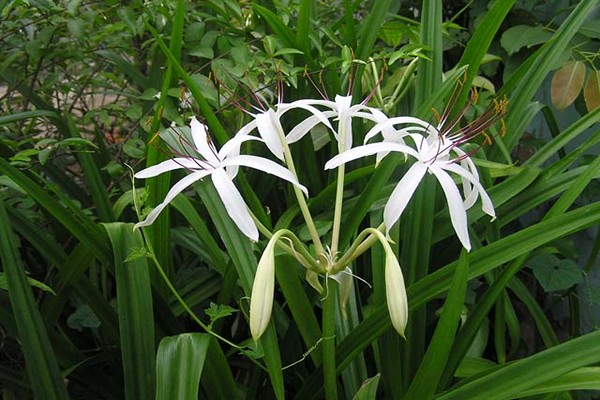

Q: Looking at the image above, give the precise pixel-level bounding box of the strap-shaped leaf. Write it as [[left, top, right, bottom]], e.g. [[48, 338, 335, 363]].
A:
[[156, 333, 211, 400], [104, 222, 155, 400], [0, 199, 70, 399]]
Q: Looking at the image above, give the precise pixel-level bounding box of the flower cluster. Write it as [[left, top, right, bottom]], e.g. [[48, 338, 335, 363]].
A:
[[134, 93, 505, 341]]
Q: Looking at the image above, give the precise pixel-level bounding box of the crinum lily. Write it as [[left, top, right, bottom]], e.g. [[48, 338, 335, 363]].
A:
[[325, 117, 495, 252], [283, 94, 395, 153], [134, 117, 307, 241]]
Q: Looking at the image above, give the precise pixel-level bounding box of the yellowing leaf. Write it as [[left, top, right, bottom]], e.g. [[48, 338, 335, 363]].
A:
[[551, 61, 586, 110], [584, 70, 600, 112]]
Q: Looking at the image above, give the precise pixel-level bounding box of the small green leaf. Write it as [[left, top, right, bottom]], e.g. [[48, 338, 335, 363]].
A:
[[124, 247, 151, 262], [273, 48, 304, 57], [500, 25, 553, 55], [67, 303, 101, 331], [204, 302, 237, 325], [123, 138, 146, 159], [529, 254, 583, 291], [0, 272, 56, 295]]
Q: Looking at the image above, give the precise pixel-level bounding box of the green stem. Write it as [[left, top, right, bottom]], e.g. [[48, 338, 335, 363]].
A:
[[277, 123, 326, 258], [252, 214, 324, 274], [333, 223, 385, 272], [322, 278, 337, 400], [330, 163, 346, 256]]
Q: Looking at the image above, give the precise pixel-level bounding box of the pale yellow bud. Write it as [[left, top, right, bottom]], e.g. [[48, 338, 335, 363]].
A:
[[384, 249, 408, 338], [249, 236, 277, 341]]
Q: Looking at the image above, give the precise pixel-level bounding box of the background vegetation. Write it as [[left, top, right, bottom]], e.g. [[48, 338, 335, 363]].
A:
[[0, 0, 599, 399]]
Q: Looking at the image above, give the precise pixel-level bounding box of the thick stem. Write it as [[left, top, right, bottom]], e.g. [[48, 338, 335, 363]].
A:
[[330, 164, 346, 256], [322, 278, 337, 400], [276, 121, 326, 258]]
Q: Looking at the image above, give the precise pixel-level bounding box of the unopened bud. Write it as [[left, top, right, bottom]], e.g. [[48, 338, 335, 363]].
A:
[[384, 248, 408, 338], [249, 235, 278, 341]]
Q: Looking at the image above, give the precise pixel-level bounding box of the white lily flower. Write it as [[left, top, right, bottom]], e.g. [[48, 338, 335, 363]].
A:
[[235, 105, 332, 161], [325, 123, 495, 251], [282, 95, 393, 153], [135, 117, 308, 241]]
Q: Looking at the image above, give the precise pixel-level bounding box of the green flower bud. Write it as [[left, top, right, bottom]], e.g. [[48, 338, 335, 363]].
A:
[[249, 235, 278, 341], [384, 247, 408, 338]]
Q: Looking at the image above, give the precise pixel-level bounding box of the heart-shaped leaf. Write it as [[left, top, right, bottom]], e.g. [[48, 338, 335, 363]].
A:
[[529, 254, 583, 292]]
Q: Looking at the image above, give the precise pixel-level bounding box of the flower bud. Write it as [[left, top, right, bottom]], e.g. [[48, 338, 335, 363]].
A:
[[249, 235, 277, 341], [384, 248, 408, 338]]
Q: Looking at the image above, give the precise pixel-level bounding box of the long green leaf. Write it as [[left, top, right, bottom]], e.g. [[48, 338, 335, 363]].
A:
[[65, 115, 114, 222], [156, 333, 211, 400], [405, 251, 469, 399], [0, 157, 110, 263], [276, 256, 322, 366], [104, 222, 155, 400], [0, 199, 70, 399], [524, 107, 600, 168], [436, 330, 600, 400], [0, 110, 57, 125], [455, 0, 516, 109], [516, 367, 600, 397]]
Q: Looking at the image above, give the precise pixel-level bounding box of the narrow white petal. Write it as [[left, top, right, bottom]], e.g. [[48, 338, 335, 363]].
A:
[[233, 119, 258, 137], [383, 163, 427, 234], [221, 155, 308, 195], [429, 166, 471, 251], [211, 168, 258, 241], [442, 163, 495, 218], [190, 117, 219, 164], [281, 102, 334, 131], [324, 142, 418, 170], [134, 171, 209, 229], [286, 111, 336, 143], [218, 134, 261, 159], [134, 158, 204, 179], [364, 116, 436, 143], [255, 110, 285, 161]]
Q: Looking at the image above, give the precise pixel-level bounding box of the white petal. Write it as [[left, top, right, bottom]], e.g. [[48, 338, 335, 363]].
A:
[[255, 109, 285, 161], [279, 101, 334, 131], [383, 163, 428, 234], [221, 155, 308, 195], [218, 134, 261, 159], [429, 166, 471, 251], [364, 116, 435, 143], [211, 168, 258, 241], [190, 117, 219, 164], [134, 170, 210, 229], [134, 158, 204, 179], [234, 119, 258, 137], [286, 111, 336, 143], [442, 163, 495, 218], [324, 142, 418, 170]]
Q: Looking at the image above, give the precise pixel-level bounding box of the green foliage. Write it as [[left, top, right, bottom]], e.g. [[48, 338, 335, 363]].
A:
[[0, 0, 599, 399]]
